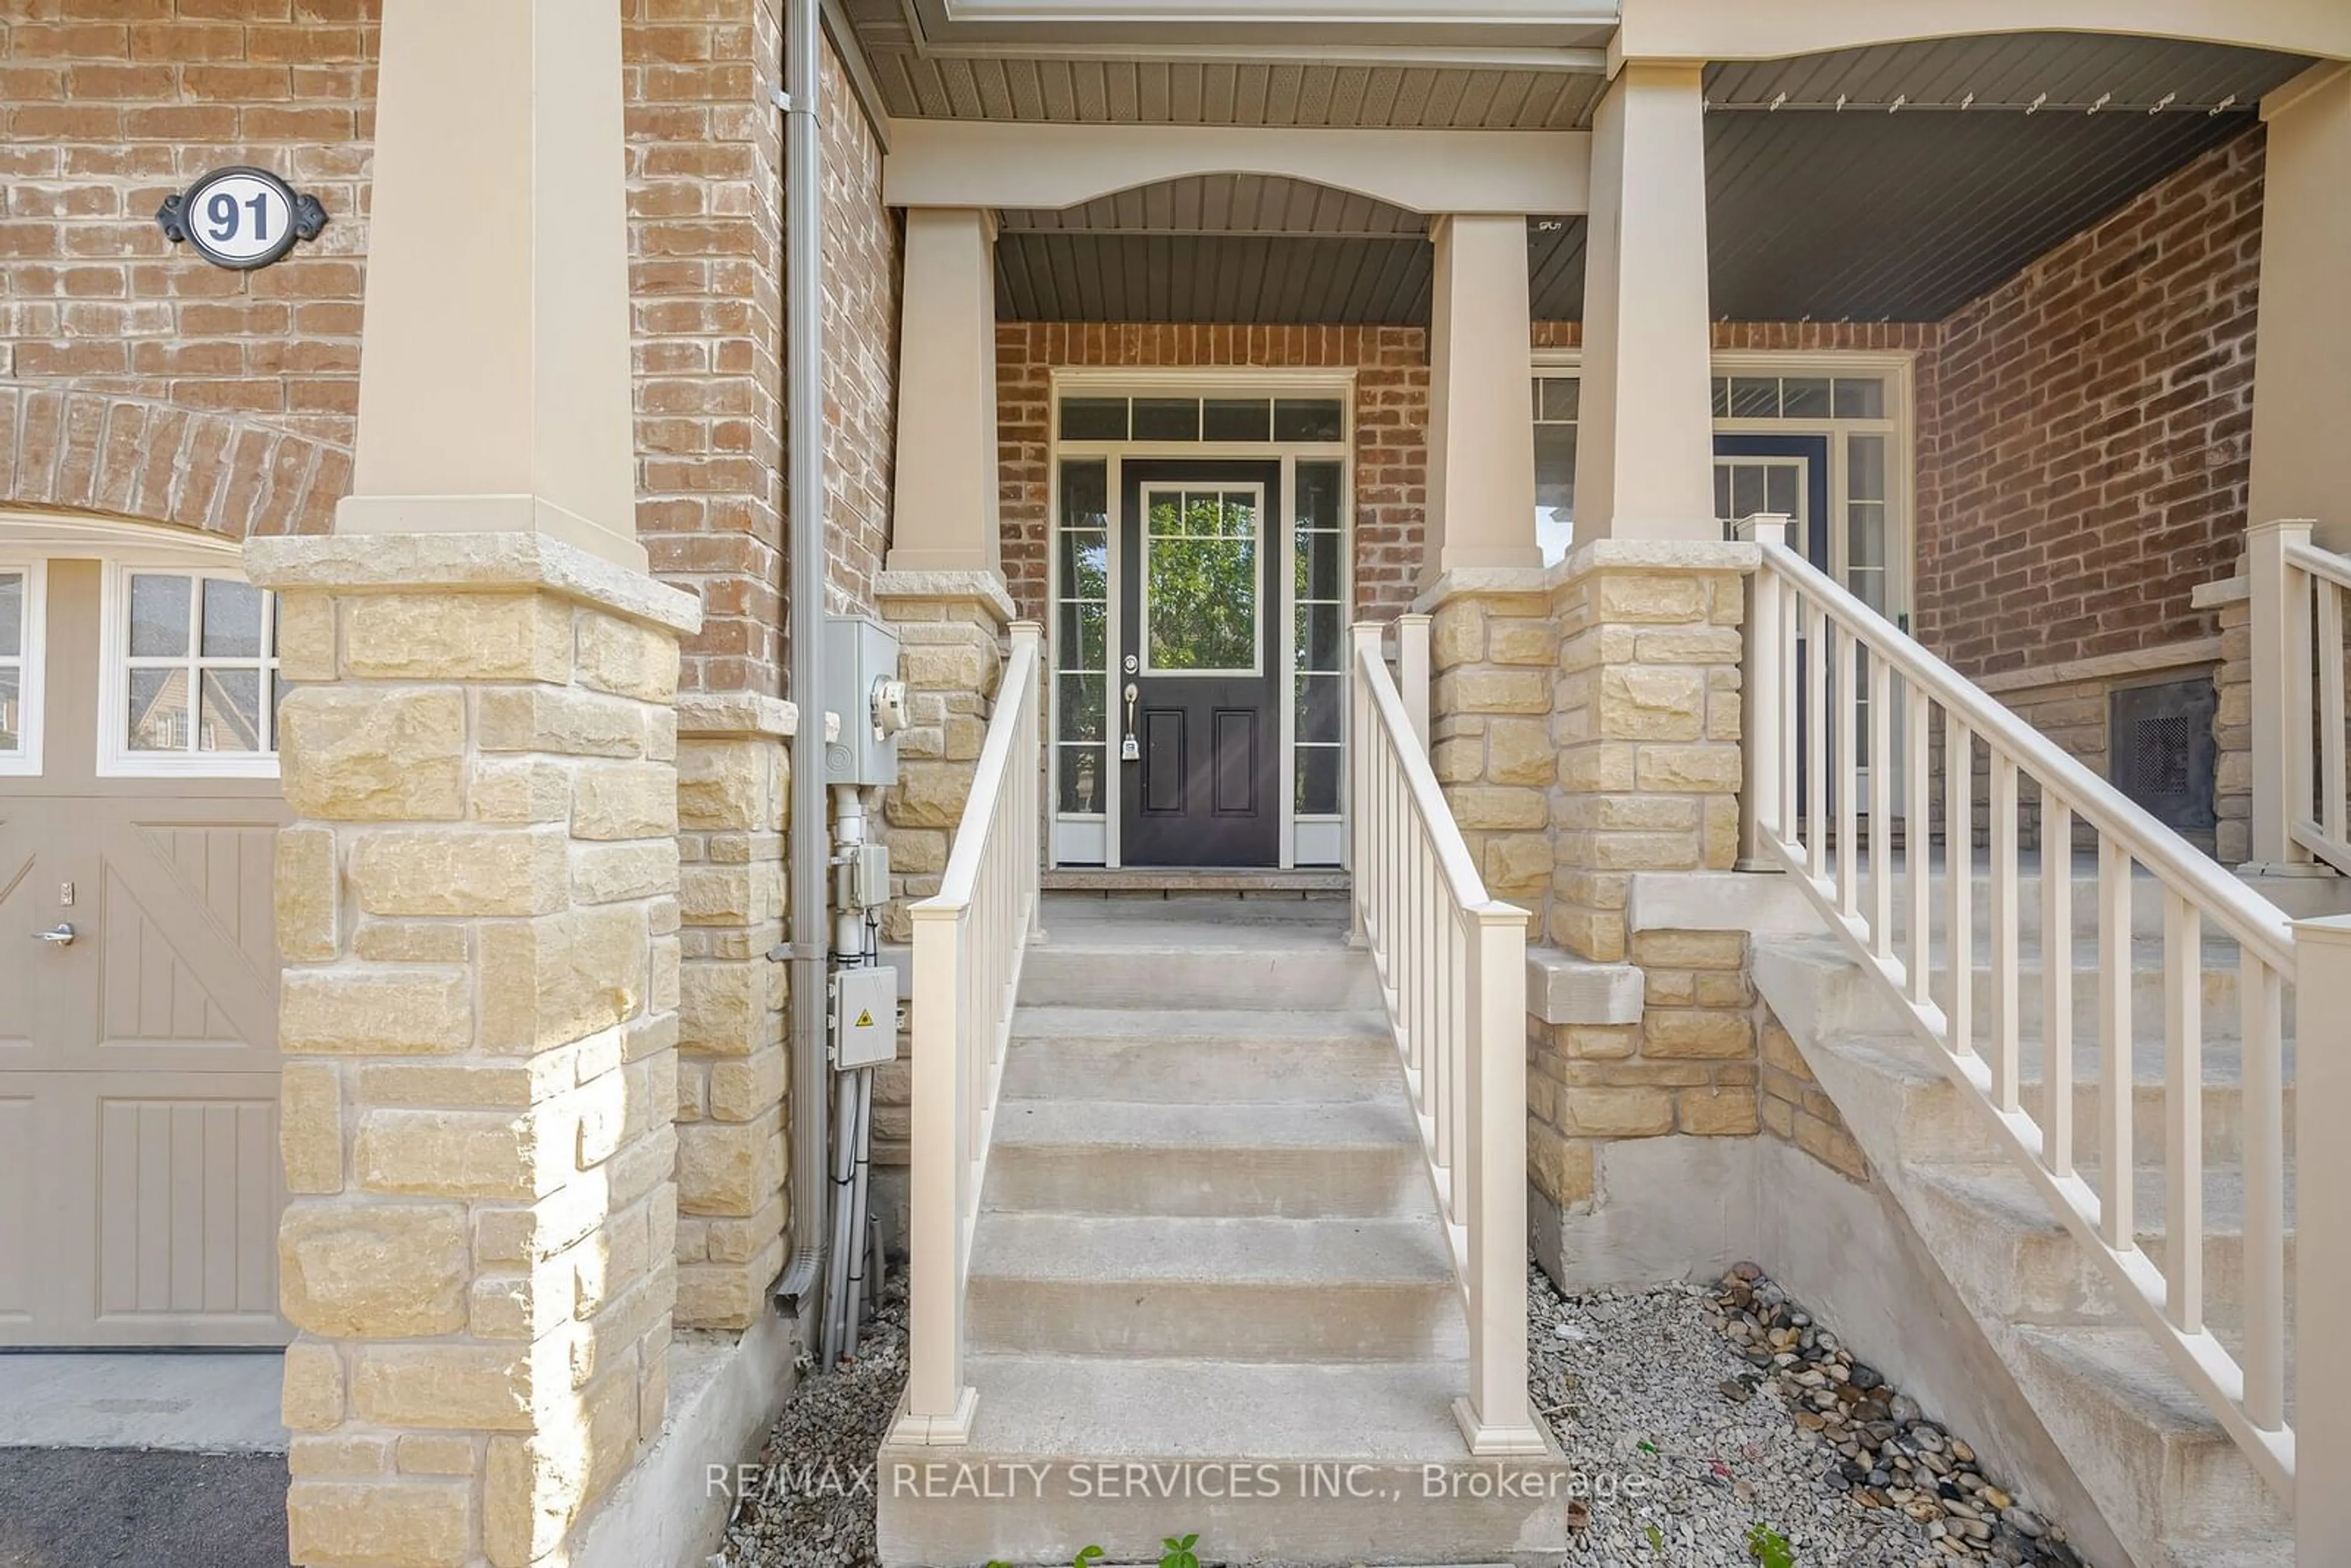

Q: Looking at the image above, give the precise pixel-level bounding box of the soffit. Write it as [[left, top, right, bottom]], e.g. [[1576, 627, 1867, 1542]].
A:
[[839, 0, 1610, 128], [987, 34, 2307, 324]]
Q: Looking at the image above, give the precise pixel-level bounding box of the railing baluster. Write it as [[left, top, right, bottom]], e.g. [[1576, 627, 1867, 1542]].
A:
[[1868, 643, 1893, 958], [1836, 624, 1861, 920], [1781, 569, 1801, 845], [1906, 683, 1933, 1007], [2098, 839, 2135, 1251], [1807, 599, 1829, 883], [2321, 579, 2347, 848], [2164, 891, 2203, 1336], [2042, 799, 2075, 1179], [1989, 754, 2020, 1112], [1944, 715, 1973, 1059], [2239, 950, 2285, 1431]]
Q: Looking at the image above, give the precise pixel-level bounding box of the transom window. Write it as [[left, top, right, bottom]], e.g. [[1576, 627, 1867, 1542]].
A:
[[1143, 487, 1260, 676], [1062, 396, 1345, 445], [107, 568, 280, 774], [1712, 373, 1886, 421]]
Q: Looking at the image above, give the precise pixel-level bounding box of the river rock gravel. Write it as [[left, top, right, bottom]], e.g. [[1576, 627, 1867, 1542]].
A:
[[715, 1281, 910, 1568], [1531, 1262, 2087, 1567], [718, 1261, 2088, 1568]]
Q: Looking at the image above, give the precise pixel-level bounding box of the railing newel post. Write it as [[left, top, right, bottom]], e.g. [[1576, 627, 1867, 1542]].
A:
[[1738, 515, 1788, 871], [2295, 915, 2351, 1561], [2247, 519, 2317, 869]]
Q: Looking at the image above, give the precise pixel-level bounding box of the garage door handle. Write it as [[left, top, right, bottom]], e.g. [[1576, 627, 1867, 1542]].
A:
[[32, 923, 73, 947]]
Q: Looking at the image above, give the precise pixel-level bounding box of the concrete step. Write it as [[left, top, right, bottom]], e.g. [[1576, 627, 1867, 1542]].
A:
[[1868, 861, 2347, 945], [966, 1214, 1462, 1362], [1751, 934, 2296, 1567], [1934, 952, 2259, 1044], [1023, 898, 1378, 1011], [876, 1356, 1567, 1565], [1913, 1161, 2298, 1352], [1000, 1008, 1398, 1105], [983, 1097, 1429, 1218], [2010, 1325, 2290, 1555]]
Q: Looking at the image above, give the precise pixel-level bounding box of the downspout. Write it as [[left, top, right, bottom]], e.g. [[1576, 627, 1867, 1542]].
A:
[[773, 0, 831, 1330]]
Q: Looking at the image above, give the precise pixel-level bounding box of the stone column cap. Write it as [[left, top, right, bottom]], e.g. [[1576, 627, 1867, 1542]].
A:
[[874, 568, 1017, 625], [245, 530, 703, 635], [677, 692, 800, 741]]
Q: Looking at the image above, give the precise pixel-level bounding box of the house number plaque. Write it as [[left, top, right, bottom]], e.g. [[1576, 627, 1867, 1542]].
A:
[[156, 167, 328, 271]]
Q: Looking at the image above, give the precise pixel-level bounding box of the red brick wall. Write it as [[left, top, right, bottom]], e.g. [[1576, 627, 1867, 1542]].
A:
[[627, 0, 785, 695], [819, 39, 900, 618], [0, 2, 895, 698], [0, 2, 376, 535], [995, 323, 1428, 625], [1916, 128, 2263, 680]]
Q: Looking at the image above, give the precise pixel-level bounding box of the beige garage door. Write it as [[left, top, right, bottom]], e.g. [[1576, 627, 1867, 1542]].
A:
[[0, 547, 290, 1347]]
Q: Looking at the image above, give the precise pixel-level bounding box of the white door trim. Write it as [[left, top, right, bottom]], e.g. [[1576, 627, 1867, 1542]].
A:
[[1044, 369, 1357, 869]]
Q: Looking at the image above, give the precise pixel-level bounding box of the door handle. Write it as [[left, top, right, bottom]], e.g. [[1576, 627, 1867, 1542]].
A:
[[1120, 684, 1140, 762], [32, 923, 74, 947]]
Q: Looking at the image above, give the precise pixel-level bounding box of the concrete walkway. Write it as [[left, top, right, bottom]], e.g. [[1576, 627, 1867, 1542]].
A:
[[0, 1355, 288, 1568], [0, 1354, 287, 1453]]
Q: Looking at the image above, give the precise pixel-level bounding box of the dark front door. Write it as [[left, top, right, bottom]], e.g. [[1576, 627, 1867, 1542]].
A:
[[1118, 460, 1281, 867]]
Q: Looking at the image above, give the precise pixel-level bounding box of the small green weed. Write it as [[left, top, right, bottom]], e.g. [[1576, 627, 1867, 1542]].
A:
[[1158, 1534, 1201, 1568], [1745, 1520, 1796, 1568]]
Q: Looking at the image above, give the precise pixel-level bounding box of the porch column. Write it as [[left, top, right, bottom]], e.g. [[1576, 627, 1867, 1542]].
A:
[[1573, 63, 1717, 542], [334, 0, 643, 573], [255, 4, 696, 1566], [887, 208, 1003, 576], [2248, 64, 2351, 555], [2244, 64, 2351, 869], [1423, 213, 1542, 583]]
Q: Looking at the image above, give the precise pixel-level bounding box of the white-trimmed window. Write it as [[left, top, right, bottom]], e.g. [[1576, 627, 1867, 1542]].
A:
[[100, 565, 279, 777], [0, 560, 43, 776]]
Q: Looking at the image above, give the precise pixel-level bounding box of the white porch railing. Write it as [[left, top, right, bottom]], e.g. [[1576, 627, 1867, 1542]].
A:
[[1348, 620, 1545, 1457], [2251, 518, 2351, 876], [1740, 517, 2306, 1503], [890, 620, 1044, 1446]]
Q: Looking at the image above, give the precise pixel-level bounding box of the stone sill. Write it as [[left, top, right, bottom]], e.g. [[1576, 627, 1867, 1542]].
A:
[[1526, 947, 1644, 1026], [1973, 637, 2224, 697], [1627, 869, 1826, 939]]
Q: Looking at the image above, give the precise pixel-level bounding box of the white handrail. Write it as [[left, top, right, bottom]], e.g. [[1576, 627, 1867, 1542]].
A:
[[1742, 518, 2301, 1502], [890, 620, 1044, 1446], [1348, 620, 1545, 1457]]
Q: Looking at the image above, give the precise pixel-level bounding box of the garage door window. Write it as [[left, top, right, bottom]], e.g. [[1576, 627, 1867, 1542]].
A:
[[0, 562, 39, 775], [102, 568, 278, 776]]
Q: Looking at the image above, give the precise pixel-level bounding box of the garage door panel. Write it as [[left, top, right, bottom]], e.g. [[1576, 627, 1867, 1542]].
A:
[[1, 546, 290, 1348], [0, 1095, 37, 1329], [91, 817, 277, 1068], [0, 841, 37, 1058], [94, 1084, 283, 1340], [141, 821, 279, 981]]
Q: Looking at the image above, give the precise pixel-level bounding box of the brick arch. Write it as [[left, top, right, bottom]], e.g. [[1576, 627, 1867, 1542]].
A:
[[0, 389, 350, 542]]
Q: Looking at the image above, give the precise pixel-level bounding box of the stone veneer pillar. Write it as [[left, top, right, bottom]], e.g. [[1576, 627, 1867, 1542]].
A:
[[869, 570, 1014, 1168], [672, 694, 795, 1330], [1427, 546, 1770, 1258], [1549, 543, 1751, 961], [250, 533, 699, 1568]]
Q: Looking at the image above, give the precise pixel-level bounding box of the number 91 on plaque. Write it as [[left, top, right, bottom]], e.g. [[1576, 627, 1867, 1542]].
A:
[[156, 167, 329, 271]]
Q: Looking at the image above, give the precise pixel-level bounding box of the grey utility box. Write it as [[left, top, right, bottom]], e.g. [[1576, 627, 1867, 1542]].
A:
[[823, 614, 906, 787]]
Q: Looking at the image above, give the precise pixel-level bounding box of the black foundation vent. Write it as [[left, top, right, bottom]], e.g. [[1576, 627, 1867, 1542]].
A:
[[2109, 677, 2217, 833]]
